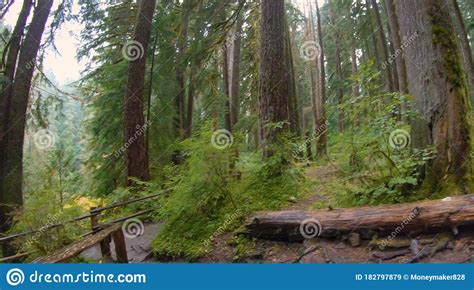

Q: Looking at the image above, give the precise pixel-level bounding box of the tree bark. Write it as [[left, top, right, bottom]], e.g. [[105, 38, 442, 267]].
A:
[[230, 13, 242, 129], [0, 0, 33, 134], [172, 0, 189, 164], [314, 0, 327, 155], [395, 0, 472, 191], [384, 0, 409, 94], [259, 0, 290, 157], [370, 0, 394, 92], [184, 65, 195, 139], [245, 195, 474, 241], [123, 0, 156, 183], [0, 0, 33, 242], [1, 0, 54, 255], [285, 13, 300, 136], [329, 1, 345, 132], [450, 0, 474, 100]]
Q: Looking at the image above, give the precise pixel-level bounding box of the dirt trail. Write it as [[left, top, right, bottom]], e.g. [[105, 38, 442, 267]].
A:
[[81, 165, 474, 263], [201, 165, 474, 264]]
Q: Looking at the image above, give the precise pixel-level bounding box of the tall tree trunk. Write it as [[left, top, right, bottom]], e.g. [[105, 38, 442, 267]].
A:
[[351, 49, 359, 98], [366, 0, 382, 71], [223, 41, 232, 132], [307, 3, 321, 156], [259, 0, 290, 157], [1, 0, 54, 255], [384, 0, 409, 94], [0, 0, 33, 134], [285, 13, 300, 136], [450, 0, 474, 101], [370, 0, 394, 92], [329, 1, 345, 132], [0, 0, 33, 243], [395, 0, 472, 192], [172, 0, 189, 164], [315, 0, 327, 155], [184, 65, 195, 139], [123, 0, 156, 184], [230, 13, 242, 129], [385, 22, 400, 92]]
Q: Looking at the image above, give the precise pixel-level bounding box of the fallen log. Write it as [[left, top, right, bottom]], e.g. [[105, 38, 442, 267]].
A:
[[244, 195, 474, 241]]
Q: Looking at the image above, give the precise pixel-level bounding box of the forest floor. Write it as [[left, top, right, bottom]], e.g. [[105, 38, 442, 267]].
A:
[[198, 165, 474, 264], [83, 164, 474, 264]]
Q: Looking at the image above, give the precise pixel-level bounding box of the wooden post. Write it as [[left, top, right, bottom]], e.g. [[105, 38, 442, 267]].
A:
[[90, 207, 111, 259], [112, 229, 128, 263]]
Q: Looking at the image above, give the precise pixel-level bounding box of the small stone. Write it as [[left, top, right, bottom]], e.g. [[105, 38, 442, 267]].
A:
[[349, 233, 361, 247]]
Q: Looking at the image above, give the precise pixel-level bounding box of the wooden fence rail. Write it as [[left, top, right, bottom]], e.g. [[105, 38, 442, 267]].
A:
[[0, 189, 170, 263]]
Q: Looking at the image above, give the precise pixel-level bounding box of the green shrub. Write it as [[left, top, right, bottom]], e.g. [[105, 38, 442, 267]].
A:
[[152, 123, 305, 260]]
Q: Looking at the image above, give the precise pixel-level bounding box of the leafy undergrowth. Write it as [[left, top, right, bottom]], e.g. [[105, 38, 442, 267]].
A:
[[9, 190, 98, 261], [152, 124, 307, 260]]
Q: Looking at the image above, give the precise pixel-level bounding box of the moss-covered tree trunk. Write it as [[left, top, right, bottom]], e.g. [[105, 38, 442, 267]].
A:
[[259, 0, 290, 157], [123, 0, 156, 183], [1, 0, 54, 255], [0, 0, 33, 246], [450, 0, 474, 104], [395, 0, 472, 192]]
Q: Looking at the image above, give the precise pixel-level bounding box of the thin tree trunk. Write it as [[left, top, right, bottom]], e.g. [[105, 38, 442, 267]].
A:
[[1, 0, 54, 255], [172, 0, 189, 164], [315, 0, 327, 155], [123, 0, 156, 183], [223, 40, 232, 132], [285, 14, 300, 136], [384, 0, 408, 94], [230, 13, 242, 129], [259, 0, 290, 157], [366, 0, 382, 70], [329, 1, 345, 132], [184, 66, 195, 139], [370, 0, 394, 92]]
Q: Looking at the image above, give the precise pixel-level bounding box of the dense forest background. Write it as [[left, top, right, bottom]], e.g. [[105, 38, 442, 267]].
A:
[[0, 0, 473, 262]]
